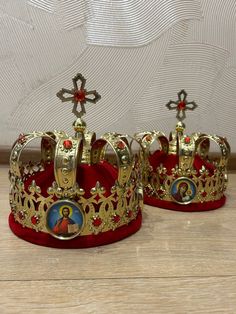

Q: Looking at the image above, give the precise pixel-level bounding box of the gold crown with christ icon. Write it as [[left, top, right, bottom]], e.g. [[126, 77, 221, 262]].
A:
[[135, 90, 230, 211], [8, 73, 143, 248]]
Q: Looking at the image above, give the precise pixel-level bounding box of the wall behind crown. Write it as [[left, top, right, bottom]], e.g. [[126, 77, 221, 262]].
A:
[[0, 0, 235, 153]]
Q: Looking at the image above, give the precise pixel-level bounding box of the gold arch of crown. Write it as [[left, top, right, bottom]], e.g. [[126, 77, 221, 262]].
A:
[[134, 90, 230, 204]]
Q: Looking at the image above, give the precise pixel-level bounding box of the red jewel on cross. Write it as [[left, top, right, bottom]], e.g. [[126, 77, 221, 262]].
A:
[[56, 73, 101, 118], [166, 90, 197, 121], [74, 90, 86, 102]]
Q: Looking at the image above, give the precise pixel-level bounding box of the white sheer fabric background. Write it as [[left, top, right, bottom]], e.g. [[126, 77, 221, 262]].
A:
[[0, 0, 235, 151]]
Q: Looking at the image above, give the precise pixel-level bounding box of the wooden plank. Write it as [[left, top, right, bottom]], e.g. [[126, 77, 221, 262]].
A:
[[1, 166, 236, 281], [1, 276, 236, 314]]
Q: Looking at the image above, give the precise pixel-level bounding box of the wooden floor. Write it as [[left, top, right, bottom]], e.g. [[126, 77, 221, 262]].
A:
[[1, 165, 236, 313]]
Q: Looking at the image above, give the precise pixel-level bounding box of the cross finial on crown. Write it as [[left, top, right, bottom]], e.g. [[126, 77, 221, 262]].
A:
[[166, 90, 197, 121], [57, 73, 101, 118]]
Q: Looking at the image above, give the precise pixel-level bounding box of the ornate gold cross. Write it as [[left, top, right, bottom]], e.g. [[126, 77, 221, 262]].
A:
[[166, 90, 197, 121], [57, 73, 101, 118]]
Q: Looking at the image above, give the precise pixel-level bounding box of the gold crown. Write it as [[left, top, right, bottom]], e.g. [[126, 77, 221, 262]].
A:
[[135, 90, 230, 211], [9, 74, 143, 247]]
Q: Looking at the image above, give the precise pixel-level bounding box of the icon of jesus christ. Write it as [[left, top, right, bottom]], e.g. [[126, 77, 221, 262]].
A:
[[52, 206, 77, 235]]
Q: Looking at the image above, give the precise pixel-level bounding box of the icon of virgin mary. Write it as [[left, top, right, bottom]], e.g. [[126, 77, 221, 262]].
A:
[[173, 181, 192, 203]]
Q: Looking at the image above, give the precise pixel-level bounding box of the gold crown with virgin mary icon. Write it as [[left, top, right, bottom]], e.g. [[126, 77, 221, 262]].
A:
[[9, 73, 143, 248], [135, 90, 230, 211]]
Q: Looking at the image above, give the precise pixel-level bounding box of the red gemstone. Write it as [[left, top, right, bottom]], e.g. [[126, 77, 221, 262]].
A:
[[113, 214, 120, 223], [145, 135, 152, 142], [137, 205, 142, 212], [63, 139, 73, 150], [18, 133, 26, 144], [92, 217, 102, 227], [126, 210, 132, 218], [201, 191, 207, 198], [178, 101, 186, 110], [31, 215, 39, 225], [157, 189, 164, 195], [18, 211, 25, 220], [43, 139, 51, 149], [74, 90, 86, 102], [116, 141, 125, 150], [184, 136, 191, 144]]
